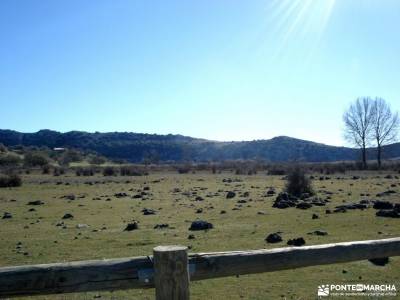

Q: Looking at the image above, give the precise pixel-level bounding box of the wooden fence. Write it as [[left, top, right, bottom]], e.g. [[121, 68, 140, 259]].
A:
[[0, 237, 399, 299]]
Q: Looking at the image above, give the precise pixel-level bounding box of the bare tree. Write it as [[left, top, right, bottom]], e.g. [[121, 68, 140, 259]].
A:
[[343, 97, 375, 169], [371, 98, 399, 168]]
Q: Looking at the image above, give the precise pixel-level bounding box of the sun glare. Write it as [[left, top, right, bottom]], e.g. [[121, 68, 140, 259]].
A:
[[261, 0, 337, 63]]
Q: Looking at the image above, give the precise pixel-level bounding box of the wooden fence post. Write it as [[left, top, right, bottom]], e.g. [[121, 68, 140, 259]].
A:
[[153, 245, 190, 300]]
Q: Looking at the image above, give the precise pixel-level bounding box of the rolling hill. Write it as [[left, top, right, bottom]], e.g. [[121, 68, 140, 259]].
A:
[[0, 129, 399, 163]]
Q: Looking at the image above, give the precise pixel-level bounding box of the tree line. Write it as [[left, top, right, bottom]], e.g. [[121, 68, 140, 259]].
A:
[[343, 97, 399, 169]]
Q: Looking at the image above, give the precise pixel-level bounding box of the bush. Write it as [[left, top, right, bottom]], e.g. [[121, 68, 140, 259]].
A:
[[103, 167, 116, 176], [0, 143, 7, 152], [58, 150, 83, 166], [268, 167, 287, 175], [24, 152, 49, 167], [0, 174, 22, 188], [42, 164, 51, 174], [89, 155, 107, 165], [120, 166, 146, 176], [177, 164, 191, 174], [284, 167, 314, 198], [0, 153, 22, 166], [76, 168, 94, 176]]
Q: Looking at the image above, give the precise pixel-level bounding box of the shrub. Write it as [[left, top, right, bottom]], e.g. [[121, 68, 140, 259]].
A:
[[284, 167, 314, 198], [0, 174, 22, 188], [76, 168, 94, 176], [0, 143, 7, 152], [268, 167, 287, 175], [120, 166, 146, 176], [42, 164, 51, 174], [53, 167, 65, 176], [211, 165, 217, 174], [58, 150, 83, 165], [24, 152, 49, 167], [89, 155, 107, 165], [103, 167, 116, 176], [0, 153, 22, 167], [177, 166, 191, 174]]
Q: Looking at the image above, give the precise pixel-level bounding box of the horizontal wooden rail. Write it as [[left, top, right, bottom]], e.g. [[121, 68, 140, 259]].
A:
[[0, 237, 399, 297]]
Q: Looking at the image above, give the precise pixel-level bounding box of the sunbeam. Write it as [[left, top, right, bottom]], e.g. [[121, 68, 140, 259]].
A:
[[256, 0, 337, 66]]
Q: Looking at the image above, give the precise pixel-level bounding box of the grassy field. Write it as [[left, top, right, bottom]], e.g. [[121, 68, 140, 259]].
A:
[[0, 171, 399, 299]]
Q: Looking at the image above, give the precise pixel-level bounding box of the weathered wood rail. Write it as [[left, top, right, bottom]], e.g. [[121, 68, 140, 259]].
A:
[[0, 237, 399, 299]]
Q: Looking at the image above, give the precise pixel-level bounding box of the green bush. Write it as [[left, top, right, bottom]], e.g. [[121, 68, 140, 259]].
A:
[[24, 152, 49, 167], [284, 167, 314, 197], [0, 174, 22, 188], [103, 167, 116, 176], [0, 153, 22, 166], [0, 143, 7, 153], [76, 168, 94, 176], [120, 166, 146, 176], [89, 155, 107, 165]]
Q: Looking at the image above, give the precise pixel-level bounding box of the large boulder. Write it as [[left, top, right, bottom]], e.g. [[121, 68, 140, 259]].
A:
[[62, 213, 74, 219], [373, 201, 393, 210], [369, 257, 389, 266], [287, 237, 306, 246], [2, 212, 12, 219], [265, 233, 283, 243], [189, 220, 213, 231], [376, 209, 400, 218], [226, 191, 236, 199]]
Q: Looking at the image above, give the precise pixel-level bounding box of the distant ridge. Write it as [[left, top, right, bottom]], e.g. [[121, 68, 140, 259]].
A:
[[0, 129, 399, 163]]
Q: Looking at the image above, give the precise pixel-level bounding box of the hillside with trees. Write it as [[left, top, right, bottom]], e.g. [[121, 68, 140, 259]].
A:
[[1, 129, 400, 163]]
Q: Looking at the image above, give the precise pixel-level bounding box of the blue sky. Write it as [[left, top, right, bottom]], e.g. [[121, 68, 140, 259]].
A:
[[0, 0, 399, 146]]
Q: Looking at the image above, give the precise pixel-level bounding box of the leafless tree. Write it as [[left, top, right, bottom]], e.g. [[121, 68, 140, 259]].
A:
[[343, 97, 375, 169], [371, 98, 399, 168]]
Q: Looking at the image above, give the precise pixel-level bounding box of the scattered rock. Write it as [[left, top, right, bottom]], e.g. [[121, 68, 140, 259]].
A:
[[312, 214, 319, 219], [308, 230, 328, 236], [265, 233, 282, 243], [369, 257, 389, 266], [287, 237, 305, 246], [376, 209, 400, 218], [76, 224, 89, 229], [2, 212, 12, 219], [296, 202, 312, 210], [142, 208, 156, 215], [273, 193, 298, 209], [62, 213, 74, 219], [124, 222, 139, 231], [266, 189, 276, 196], [64, 194, 76, 200], [373, 201, 393, 210], [188, 234, 195, 240], [154, 224, 169, 229], [189, 220, 213, 231], [226, 191, 236, 199], [27, 200, 44, 206], [114, 192, 128, 198]]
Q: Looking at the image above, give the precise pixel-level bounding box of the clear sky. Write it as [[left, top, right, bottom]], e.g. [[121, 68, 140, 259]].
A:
[[0, 0, 399, 146]]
